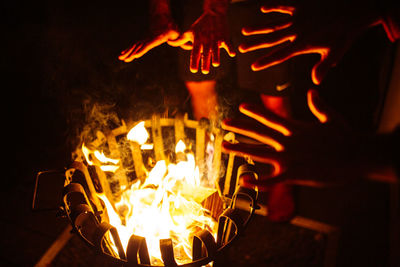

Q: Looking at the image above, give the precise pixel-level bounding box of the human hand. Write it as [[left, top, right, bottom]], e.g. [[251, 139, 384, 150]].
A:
[[239, 0, 384, 85], [169, 10, 236, 74], [119, 15, 181, 63], [221, 89, 380, 190]]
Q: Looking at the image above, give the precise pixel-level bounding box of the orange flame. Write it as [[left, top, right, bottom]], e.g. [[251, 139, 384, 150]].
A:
[[82, 123, 217, 265]]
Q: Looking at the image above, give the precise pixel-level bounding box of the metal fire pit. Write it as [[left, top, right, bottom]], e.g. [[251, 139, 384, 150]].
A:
[[35, 114, 258, 266]]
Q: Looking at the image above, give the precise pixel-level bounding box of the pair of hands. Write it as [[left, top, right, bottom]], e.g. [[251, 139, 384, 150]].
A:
[[119, 7, 235, 74], [120, 0, 387, 84], [222, 89, 379, 190], [238, 0, 385, 85]]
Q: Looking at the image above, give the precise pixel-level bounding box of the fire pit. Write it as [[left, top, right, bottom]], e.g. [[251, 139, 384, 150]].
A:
[[38, 113, 258, 266]]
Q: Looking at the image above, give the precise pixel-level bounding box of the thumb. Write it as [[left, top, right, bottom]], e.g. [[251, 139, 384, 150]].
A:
[[306, 89, 332, 124], [167, 31, 193, 47]]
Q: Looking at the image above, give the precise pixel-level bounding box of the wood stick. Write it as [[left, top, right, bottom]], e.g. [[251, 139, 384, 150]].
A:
[[34, 225, 73, 267], [152, 114, 165, 162]]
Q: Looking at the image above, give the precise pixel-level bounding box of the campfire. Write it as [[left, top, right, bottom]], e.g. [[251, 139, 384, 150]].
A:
[[53, 113, 257, 266]]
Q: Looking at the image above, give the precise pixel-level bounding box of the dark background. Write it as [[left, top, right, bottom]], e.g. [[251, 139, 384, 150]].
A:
[[1, 0, 397, 266]]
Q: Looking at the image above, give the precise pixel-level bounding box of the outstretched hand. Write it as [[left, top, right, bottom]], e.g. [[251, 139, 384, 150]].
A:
[[169, 10, 236, 74], [239, 0, 384, 84], [119, 16, 181, 63], [222, 89, 378, 190]]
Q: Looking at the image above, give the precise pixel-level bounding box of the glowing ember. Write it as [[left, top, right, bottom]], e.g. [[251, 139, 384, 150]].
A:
[[81, 121, 217, 265]]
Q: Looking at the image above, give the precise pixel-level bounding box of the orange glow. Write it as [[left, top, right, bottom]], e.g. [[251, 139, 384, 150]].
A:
[[239, 35, 296, 53], [260, 6, 295, 16], [307, 90, 328, 123], [260, 94, 290, 118], [220, 41, 236, 57], [252, 47, 329, 86], [239, 105, 291, 137], [81, 125, 218, 265], [82, 143, 120, 173], [241, 22, 293, 36], [222, 122, 284, 152]]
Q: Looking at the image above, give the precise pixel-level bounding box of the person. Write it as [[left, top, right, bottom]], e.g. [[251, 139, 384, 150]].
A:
[[223, 0, 400, 190], [221, 88, 399, 189], [238, 0, 400, 85], [119, 0, 303, 222], [118, 0, 235, 121]]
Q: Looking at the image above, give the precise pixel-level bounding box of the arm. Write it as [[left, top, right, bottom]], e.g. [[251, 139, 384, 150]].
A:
[[118, 0, 180, 62], [221, 89, 398, 190], [169, 0, 236, 74]]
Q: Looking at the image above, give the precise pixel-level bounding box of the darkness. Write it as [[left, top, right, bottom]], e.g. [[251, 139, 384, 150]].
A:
[[1, 1, 396, 266]]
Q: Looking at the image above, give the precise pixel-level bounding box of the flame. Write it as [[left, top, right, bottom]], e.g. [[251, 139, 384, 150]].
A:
[[94, 150, 119, 165], [140, 144, 154, 150], [82, 122, 217, 265], [127, 121, 149, 144], [175, 140, 186, 153], [82, 143, 120, 173]]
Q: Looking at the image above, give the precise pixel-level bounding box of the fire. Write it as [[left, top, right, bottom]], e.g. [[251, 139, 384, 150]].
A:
[[127, 121, 149, 144], [81, 121, 217, 265]]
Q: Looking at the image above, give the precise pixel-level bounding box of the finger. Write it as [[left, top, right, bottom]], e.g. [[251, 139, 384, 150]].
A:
[[201, 44, 212, 74], [190, 42, 201, 73], [119, 45, 136, 60], [120, 43, 144, 62], [251, 42, 306, 71], [120, 45, 134, 56], [311, 45, 347, 85], [311, 49, 332, 85], [124, 39, 164, 62], [222, 141, 283, 176], [130, 39, 165, 59], [222, 118, 285, 151], [122, 43, 146, 62], [306, 89, 331, 124], [220, 41, 236, 57], [239, 28, 296, 53], [239, 103, 292, 136], [211, 43, 220, 67], [260, 4, 295, 16], [242, 20, 293, 36], [180, 42, 193, 50]]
